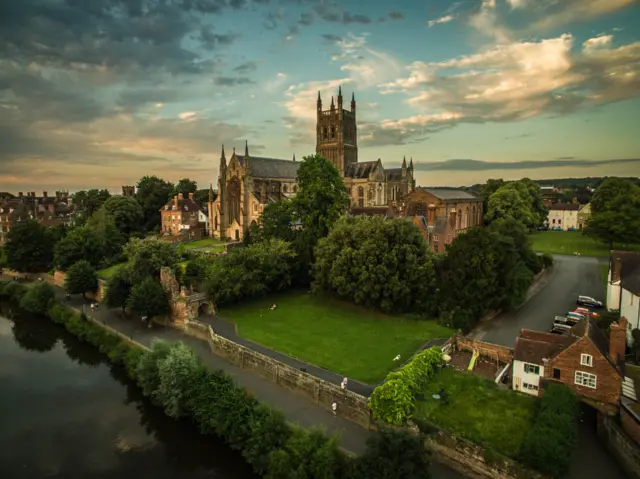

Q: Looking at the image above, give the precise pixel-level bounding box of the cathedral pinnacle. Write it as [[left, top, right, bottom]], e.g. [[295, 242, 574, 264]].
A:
[[402, 156, 407, 168], [245, 140, 249, 157], [330, 95, 335, 109], [221, 144, 226, 159]]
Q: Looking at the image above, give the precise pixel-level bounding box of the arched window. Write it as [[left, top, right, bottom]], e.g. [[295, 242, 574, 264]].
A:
[[293, 185, 298, 193], [283, 184, 288, 193], [358, 187, 364, 207], [322, 127, 327, 140], [465, 206, 469, 228], [330, 126, 335, 139], [227, 178, 241, 224]]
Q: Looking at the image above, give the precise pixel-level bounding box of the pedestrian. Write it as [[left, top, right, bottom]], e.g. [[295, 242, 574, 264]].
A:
[[331, 402, 337, 417], [90, 303, 95, 312]]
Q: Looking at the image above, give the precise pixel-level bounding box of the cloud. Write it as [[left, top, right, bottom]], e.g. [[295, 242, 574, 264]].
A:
[[428, 15, 454, 27], [212, 76, 255, 86], [321, 34, 343, 44], [376, 33, 640, 145], [410, 158, 640, 172], [233, 61, 258, 74], [388, 11, 404, 20], [310, 4, 372, 25], [265, 73, 288, 93], [504, 133, 532, 140], [528, 0, 635, 33], [331, 34, 402, 88]]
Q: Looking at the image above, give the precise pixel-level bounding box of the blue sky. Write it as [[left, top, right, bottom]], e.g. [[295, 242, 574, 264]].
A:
[[1, 0, 639, 192]]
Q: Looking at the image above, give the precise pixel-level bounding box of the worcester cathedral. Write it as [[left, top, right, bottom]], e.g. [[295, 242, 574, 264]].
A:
[[209, 88, 415, 241]]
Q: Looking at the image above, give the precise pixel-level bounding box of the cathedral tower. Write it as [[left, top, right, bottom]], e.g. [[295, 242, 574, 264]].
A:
[[315, 87, 358, 174]]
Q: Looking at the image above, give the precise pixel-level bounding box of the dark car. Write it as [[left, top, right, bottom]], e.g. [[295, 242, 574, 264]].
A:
[[576, 295, 603, 308]]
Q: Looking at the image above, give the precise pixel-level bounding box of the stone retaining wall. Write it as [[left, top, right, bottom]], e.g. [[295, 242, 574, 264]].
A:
[[622, 402, 640, 446], [181, 319, 374, 430], [597, 411, 640, 479]]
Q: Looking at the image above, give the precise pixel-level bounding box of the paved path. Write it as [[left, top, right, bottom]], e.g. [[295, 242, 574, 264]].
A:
[[2, 277, 464, 479], [474, 255, 607, 347]]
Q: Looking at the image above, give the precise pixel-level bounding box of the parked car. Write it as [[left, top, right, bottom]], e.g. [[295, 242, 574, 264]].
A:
[[552, 320, 573, 331], [567, 227, 576, 231], [555, 315, 580, 326], [574, 307, 598, 317], [551, 226, 563, 231], [566, 311, 586, 322], [550, 328, 567, 335], [576, 295, 603, 308], [537, 225, 548, 231]]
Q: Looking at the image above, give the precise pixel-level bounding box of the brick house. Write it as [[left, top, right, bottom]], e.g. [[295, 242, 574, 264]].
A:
[[512, 318, 626, 414], [0, 202, 30, 245], [399, 187, 483, 253], [547, 203, 579, 230], [160, 193, 205, 240]]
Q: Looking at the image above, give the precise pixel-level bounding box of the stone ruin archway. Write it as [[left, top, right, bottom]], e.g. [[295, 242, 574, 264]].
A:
[[160, 267, 215, 325]]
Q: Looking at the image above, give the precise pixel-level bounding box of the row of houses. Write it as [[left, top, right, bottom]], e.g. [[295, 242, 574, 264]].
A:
[[0, 191, 75, 244]]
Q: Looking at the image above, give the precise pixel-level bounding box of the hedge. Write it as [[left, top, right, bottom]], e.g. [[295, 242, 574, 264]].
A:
[[0, 280, 431, 479], [369, 347, 444, 426], [520, 383, 579, 478]]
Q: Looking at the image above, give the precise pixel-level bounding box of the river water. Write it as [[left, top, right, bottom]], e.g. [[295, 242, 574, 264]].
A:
[[0, 304, 258, 479]]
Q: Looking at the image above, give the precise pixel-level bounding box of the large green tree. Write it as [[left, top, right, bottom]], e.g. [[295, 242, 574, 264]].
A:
[[172, 178, 198, 198], [194, 188, 214, 206], [5, 219, 54, 272], [103, 267, 133, 313], [479, 178, 505, 223], [585, 178, 640, 248], [127, 277, 168, 319], [101, 195, 144, 238], [124, 237, 179, 285], [518, 178, 548, 227], [19, 281, 56, 315], [314, 216, 437, 314], [54, 226, 104, 270], [135, 176, 174, 232], [485, 182, 536, 229], [72, 189, 111, 217], [85, 209, 125, 264], [64, 260, 98, 299]]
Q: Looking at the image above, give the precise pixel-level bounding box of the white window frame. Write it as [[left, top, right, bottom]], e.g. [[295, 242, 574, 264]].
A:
[[575, 371, 597, 389], [524, 363, 540, 375], [523, 383, 539, 391], [580, 354, 593, 367]]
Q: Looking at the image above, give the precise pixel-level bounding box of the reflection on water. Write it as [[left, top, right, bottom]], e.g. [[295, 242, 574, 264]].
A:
[[0, 303, 257, 479]]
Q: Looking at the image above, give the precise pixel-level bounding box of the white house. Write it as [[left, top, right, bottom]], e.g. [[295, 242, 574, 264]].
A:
[[547, 203, 579, 230], [607, 251, 640, 343], [198, 209, 209, 236]]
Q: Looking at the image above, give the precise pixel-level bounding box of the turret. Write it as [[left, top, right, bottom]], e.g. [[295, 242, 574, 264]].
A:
[[350, 92, 356, 113], [245, 140, 249, 158], [293, 153, 296, 162], [337, 85, 343, 109], [409, 157, 414, 172], [208, 183, 214, 203], [317, 91, 322, 112], [402, 156, 407, 177], [330, 95, 335, 111], [220, 144, 227, 169]]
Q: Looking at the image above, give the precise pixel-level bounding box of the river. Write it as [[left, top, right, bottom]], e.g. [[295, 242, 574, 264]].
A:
[[0, 304, 258, 479]]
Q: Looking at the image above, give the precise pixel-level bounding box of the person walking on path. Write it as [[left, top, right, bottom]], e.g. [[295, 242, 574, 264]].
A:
[[341, 377, 348, 390], [332, 402, 337, 417]]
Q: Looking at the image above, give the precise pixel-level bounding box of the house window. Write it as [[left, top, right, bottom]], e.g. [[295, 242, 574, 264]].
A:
[[558, 219, 562, 225], [433, 235, 439, 242], [575, 371, 597, 389], [524, 363, 540, 375], [580, 354, 593, 367], [553, 368, 561, 379], [523, 383, 539, 391], [552, 219, 556, 224], [293, 185, 298, 193], [434, 244, 439, 253]]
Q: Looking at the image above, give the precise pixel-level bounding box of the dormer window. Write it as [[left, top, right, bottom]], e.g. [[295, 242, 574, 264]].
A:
[[580, 354, 593, 367]]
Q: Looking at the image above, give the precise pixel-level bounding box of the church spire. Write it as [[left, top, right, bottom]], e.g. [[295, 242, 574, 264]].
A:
[[220, 144, 227, 168], [330, 95, 335, 110], [221, 144, 226, 160], [293, 153, 296, 162], [350, 91, 356, 112], [409, 157, 414, 170], [317, 91, 322, 112], [208, 183, 214, 203], [402, 156, 407, 168], [245, 140, 249, 157]]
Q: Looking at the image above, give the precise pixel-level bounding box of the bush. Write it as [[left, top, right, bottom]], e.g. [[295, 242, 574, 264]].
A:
[[19, 281, 56, 315], [127, 277, 168, 318], [65, 260, 98, 298], [520, 383, 578, 478], [541, 253, 554, 268], [369, 347, 443, 425]]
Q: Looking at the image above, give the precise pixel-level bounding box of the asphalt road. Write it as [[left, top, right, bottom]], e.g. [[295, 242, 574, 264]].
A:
[[475, 254, 607, 347]]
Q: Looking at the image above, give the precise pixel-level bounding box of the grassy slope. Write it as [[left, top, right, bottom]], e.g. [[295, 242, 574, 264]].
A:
[[219, 291, 453, 384], [530, 231, 640, 258]]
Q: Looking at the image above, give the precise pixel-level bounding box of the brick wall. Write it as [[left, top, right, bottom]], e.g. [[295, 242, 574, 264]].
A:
[[455, 336, 514, 364], [181, 320, 373, 430], [597, 412, 640, 479], [622, 403, 640, 446], [548, 336, 621, 409]]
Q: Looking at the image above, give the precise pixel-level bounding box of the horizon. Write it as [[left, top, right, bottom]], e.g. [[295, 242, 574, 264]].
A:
[[1, 0, 639, 191]]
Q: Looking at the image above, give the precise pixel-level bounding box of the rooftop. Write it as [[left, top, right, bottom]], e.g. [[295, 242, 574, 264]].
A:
[[236, 154, 300, 179], [549, 203, 580, 211], [418, 187, 478, 201]]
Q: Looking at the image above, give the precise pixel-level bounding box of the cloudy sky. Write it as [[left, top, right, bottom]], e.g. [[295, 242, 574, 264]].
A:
[[1, 0, 639, 192]]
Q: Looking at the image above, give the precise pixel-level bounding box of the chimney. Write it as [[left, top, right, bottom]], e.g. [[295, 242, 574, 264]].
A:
[[43, 191, 47, 198], [178, 193, 183, 200], [31, 192, 35, 197], [18, 192, 23, 197], [609, 317, 628, 365], [428, 204, 436, 226], [188, 192, 194, 201], [173, 195, 178, 208]]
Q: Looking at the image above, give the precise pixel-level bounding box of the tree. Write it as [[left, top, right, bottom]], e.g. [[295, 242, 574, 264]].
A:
[[585, 178, 640, 249], [479, 178, 505, 224], [5, 219, 53, 272], [19, 281, 56, 315], [485, 182, 536, 229], [54, 226, 104, 270], [251, 199, 298, 244], [85, 209, 125, 264], [65, 260, 98, 299], [172, 178, 198, 198], [127, 277, 168, 318], [518, 178, 548, 227], [123, 237, 179, 285], [72, 189, 111, 217], [104, 268, 133, 313], [314, 216, 437, 314], [101, 195, 144, 238], [135, 176, 174, 232], [205, 238, 296, 307], [355, 428, 431, 479], [194, 188, 214, 206]]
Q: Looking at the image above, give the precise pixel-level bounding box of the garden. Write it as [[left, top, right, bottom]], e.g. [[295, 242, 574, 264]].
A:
[[181, 238, 226, 253], [219, 291, 453, 384], [529, 230, 640, 257], [413, 367, 536, 458]]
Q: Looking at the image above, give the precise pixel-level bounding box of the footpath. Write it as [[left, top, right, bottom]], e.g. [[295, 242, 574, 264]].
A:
[[1, 276, 465, 478]]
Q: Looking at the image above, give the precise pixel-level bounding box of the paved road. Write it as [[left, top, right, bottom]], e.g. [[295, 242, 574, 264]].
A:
[[476, 255, 607, 347]]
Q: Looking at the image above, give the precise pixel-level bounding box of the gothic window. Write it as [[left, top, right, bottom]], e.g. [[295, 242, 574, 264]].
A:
[[465, 206, 470, 228], [283, 184, 288, 193], [348, 187, 352, 195], [214, 216, 218, 230], [358, 187, 364, 208], [330, 126, 335, 139], [472, 205, 476, 226], [271, 183, 278, 193], [367, 189, 373, 201], [323, 127, 327, 140], [293, 185, 298, 193], [227, 177, 241, 224]]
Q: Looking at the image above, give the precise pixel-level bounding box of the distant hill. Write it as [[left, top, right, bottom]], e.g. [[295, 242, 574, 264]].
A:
[[464, 176, 640, 191]]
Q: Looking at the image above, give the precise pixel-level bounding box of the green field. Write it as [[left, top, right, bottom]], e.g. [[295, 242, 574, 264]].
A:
[[182, 238, 225, 253], [415, 368, 537, 458], [218, 291, 454, 384], [97, 263, 125, 279], [530, 231, 640, 257]]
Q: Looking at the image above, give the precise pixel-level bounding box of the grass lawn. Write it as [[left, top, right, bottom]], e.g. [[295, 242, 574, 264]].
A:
[[414, 368, 536, 459], [529, 231, 640, 257], [97, 263, 125, 279], [218, 291, 454, 384], [182, 238, 225, 253]]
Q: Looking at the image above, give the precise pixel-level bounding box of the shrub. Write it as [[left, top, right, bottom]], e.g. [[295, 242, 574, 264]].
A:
[[369, 347, 443, 425], [19, 281, 56, 315], [65, 260, 98, 299], [136, 339, 173, 397], [520, 383, 578, 478], [127, 277, 168, 319], [541, 253, 554, 268], [154, 342, 202, 418]]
